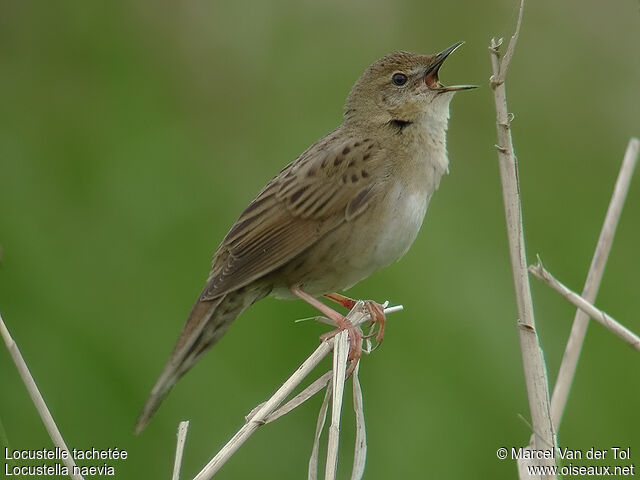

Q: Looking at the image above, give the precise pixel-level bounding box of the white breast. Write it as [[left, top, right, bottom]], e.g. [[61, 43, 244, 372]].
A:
[[371, 183, 430, 268]]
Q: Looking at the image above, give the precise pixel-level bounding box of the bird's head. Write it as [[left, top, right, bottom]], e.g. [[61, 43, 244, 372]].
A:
[[344, 43, 476, 130]]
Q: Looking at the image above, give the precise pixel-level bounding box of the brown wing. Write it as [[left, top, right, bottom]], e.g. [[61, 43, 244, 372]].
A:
[[201, 133, 385, 300]]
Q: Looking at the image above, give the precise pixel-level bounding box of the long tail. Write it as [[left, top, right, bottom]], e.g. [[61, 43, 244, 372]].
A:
[[134, 284, 268, 434]]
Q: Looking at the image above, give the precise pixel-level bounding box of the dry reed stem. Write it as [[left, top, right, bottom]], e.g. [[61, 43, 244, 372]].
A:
[[192, 339, 333, 480], [489, 0, 557, 476], [192, 303, 400, 480], [172, 421, 190, 480], [325, 330, 349, 479], [309, 381, 333, 480], [549, 138, 639, 429], [350, 363, 366, 480], [0, 313, 84, 480], [529, 262, 640, 352]]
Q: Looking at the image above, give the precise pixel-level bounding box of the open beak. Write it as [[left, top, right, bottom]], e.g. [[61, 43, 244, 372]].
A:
[[425, 42, 477, 92]]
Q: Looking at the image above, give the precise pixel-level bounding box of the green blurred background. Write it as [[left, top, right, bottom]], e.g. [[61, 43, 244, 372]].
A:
[[1, 1, 638, 478]]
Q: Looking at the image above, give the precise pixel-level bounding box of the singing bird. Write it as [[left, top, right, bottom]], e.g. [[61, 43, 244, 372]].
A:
[[135, 43, 475, 433]]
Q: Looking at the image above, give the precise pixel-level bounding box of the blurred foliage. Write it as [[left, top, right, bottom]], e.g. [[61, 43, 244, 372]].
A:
[[1, 1, 638, 478]]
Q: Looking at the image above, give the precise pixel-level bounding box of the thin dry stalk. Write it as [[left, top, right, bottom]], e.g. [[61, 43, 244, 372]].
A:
[[309, 382, 333, 480], [529, 263, 640, 352], [550, 137, 639, 429], [172, 421, 190, 480], [325, 330, 349, 479], [192, 303, 399, 480], [350, 363, 366, 480], [192, 339, 333, 480], [0, 313, 84, 480], [265, 371, 333, 424], [489, 0, 557, 474]]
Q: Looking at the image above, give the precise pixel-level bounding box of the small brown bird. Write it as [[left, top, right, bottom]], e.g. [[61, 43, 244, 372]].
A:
[[135, 43, 475, 433]]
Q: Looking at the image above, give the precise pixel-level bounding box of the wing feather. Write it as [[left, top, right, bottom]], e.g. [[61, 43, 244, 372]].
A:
[[201, 134, 385, 300]]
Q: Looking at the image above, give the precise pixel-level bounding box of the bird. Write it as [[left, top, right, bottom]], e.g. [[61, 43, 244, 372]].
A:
[[134, 42, 475, 434]]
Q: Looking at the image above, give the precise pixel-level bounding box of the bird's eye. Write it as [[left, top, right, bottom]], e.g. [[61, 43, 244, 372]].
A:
[[391, 73, 408, 86]]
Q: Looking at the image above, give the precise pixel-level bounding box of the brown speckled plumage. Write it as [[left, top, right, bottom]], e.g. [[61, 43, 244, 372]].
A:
[[134, 43, 475, 433]]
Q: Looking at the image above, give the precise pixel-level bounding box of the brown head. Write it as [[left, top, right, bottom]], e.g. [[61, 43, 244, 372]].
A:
[[344, 42, 475, 130]]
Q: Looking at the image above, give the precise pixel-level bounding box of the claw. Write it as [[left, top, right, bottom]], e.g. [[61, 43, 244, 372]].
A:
[[364, 301, 386, 343], [292, 286, 363, 366], [325, 293, 386, 344]]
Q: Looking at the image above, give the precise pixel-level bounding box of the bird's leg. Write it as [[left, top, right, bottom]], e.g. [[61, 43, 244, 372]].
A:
[[324, 292, 386, 343], [290, 286, 362, 367]]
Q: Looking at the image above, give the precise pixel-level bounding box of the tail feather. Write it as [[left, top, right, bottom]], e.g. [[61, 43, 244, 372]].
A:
[[134, 283, 270, 434], [134, 295, 223, 434]]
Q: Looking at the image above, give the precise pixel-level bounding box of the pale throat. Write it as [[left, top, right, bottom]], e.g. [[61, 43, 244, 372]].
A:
[[408, 98, 453, 177]]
